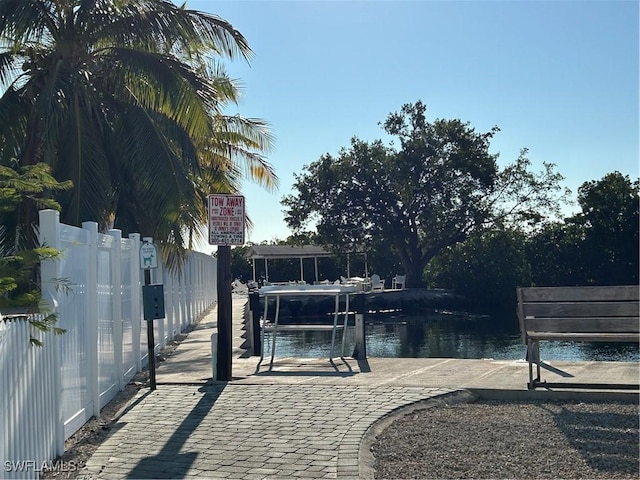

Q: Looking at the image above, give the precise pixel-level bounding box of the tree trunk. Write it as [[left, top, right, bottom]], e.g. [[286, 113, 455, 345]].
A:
[[404, 260, 426, 288]]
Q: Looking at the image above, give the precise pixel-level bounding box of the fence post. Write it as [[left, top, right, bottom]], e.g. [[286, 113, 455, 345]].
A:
[[164, 263, 175, 338], [184, 258, 192, 328], [82, 221, 100, 418], [154, 256, 166, 350], [108, 229, 124, 390], [129, 234, 142, 372], [157, 259, 167, 345], [171, 266, 180, 331], [38, 209, 66, 457], [197, 255, 205, 314], [180, 265, 187, 330]]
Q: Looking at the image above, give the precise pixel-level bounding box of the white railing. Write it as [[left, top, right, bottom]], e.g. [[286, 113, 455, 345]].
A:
[[0, 209, 217, 479]]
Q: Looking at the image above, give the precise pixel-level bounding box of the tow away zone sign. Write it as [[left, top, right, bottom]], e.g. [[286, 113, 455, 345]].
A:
[[208, 194, 245, 245]]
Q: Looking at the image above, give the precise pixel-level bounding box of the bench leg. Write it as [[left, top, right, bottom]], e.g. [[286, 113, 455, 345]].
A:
[[527, 339, 534, 389], [534, 340, 541, 385], [527, 339, 541, 389]]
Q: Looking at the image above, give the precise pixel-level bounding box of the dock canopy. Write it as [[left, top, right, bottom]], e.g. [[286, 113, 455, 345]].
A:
[[244, 245, 334, 283]]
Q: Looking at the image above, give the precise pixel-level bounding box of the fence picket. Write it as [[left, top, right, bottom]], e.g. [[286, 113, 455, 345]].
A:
[[1, 210, 217, 478]]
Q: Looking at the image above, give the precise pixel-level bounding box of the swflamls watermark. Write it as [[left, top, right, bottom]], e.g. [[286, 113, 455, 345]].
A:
[[3, 460, 78, 473]]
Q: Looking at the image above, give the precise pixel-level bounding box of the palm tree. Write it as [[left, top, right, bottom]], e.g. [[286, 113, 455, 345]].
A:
[[0, 0, 277, 255]]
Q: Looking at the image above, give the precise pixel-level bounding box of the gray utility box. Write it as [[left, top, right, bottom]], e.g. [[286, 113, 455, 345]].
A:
[[142, 284, 165, 320]]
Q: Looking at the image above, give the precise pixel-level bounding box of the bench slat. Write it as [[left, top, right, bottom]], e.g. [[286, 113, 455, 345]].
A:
[[519, 285, 639, 302], [526, 331, 640, 342], [523, 317, 639, 333], [522, 302, 639, 318]]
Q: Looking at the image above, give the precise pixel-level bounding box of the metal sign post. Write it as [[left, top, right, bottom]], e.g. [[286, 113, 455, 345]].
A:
[[140, 237, 160, 390], [208, 194, 246, 382]]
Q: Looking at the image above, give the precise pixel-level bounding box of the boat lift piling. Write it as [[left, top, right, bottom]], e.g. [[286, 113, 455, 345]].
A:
[[352, 292, 367, 360], [247, 289, 367, 360]]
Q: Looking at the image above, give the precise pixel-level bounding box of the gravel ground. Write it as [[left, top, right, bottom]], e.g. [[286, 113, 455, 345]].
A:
[[371, 398, 639, 480]]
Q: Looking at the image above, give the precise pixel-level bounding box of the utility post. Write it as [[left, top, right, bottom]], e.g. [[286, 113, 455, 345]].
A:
[[208, 194, 245, 382], [144, 266, 155, 390], [217, 245, 232, 380], [140, 237, 163, 390]]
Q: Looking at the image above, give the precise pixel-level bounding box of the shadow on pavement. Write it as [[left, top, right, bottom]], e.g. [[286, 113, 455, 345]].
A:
[[126, 384, 224, 479], [540, 361, 574, 378]]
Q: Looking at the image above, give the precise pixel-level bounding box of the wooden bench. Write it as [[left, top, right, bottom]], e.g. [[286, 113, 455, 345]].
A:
[[517, 285, 639, 390]]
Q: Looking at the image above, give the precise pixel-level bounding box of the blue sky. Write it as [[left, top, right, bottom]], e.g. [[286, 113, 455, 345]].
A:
[[189, 0, 639, 252]]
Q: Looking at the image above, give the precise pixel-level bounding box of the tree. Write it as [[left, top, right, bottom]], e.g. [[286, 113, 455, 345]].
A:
[[426, 228, 531, 312], [571, 172, 639, 285], [525, 221, 587, 286], [230, 245, 252, 281], [524, 172, 638, 288], [0, 0, 277, 258], [283, 101, 567, 287]]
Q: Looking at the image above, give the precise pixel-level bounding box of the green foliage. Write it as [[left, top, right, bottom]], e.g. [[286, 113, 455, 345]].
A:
[[27, 313, 66, 347], [426, 172, 639, 310], [525, 222, 586, 286], [574, 172, 639, 285], [230, 245, 252, 281], [426, 229, 531, 312], [0, 164, 71, 208], [283, 100, 567, 287], [527, 172, 639, 286], [0, 246, 67, 346], [423, 172, 638, 313], [0, 163, 71, 253]]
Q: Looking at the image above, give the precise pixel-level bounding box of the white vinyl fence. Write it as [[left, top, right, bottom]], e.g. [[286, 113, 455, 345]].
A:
[[1, 209, 217, 479]]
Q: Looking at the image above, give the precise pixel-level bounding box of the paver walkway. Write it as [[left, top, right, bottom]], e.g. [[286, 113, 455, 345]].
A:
[[81, 383, 456, 479]]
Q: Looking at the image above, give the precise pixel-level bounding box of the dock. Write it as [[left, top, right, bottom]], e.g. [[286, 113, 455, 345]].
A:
[[156, 294, 639, 399]]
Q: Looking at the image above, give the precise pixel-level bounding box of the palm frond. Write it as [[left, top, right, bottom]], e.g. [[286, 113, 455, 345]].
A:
[[206, 115, 278, 191], [86, 0, 252, 61], [103, 48, 217, 140], [0, 89, 29, 165], [0, 0, 56, 47]]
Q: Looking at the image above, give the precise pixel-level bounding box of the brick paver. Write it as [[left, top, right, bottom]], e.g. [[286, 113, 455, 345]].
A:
[[81, 383, 455, 479]]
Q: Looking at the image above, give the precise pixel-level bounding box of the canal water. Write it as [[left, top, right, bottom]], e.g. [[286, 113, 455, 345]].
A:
[[263, 311, 640, 362]]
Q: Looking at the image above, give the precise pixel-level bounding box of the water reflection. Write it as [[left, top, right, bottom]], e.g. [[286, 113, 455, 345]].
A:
[[264, 312, 640, 362]]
